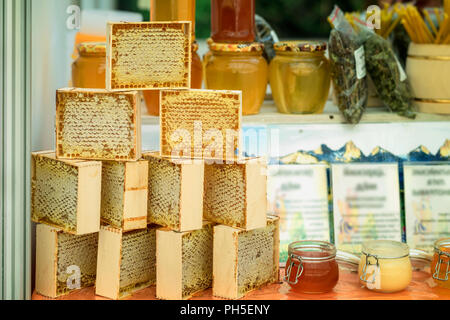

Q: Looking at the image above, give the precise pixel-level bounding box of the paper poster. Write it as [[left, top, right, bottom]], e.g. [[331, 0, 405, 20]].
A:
[[332, 163, 402, 253], [404, 163, 450, 252], [268, 165, 331, 265]]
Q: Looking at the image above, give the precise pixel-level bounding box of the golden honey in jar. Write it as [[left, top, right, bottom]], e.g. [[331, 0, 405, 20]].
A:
[[284, 241, 339, 294], [143, 41, 203, 116], [359, 240, 412, 293], [431, 238, 450, 289], [205, 42, 268, 115], [151, 0, 196, 40], [203, 38, 214, 83], [72, 42, 106, 89], [269, 41, 331, 114], [211, 0, 255, 43]]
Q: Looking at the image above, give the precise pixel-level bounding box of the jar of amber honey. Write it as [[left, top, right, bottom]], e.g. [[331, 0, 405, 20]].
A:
[[205, 42, 268, 115], [359, 240, 412, 293], [270, 41, 331, 114], [211, 0, 255, 43], [72, 42, 106, 89], [431, 238, 450, 289], [284, 241, 339, 294], [143, 41, 203, 116], [151, 0, 197, 40], [203, 38, 214, 81]]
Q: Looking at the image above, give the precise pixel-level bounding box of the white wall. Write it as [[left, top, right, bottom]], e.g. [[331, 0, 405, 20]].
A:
[[31, 0, 78, 151]]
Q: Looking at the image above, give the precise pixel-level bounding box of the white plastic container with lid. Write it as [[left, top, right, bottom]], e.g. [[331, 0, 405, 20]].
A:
[[359, 240, 412, 293]]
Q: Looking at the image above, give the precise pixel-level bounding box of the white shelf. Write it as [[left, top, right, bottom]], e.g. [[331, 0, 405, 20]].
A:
[[141, 100, 450, 126]]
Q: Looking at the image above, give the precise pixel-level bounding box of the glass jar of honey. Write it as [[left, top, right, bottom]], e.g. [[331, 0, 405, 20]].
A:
[[269, 41, 331, 114], [143, 41, 203, 116], [151, 0, 197, 40], [205, 42, 268, 115], [211, 0, 255, 43], [72, 42, 106, 89], [203, 38, 214, 81], [431, 238, 450, 289], [359, 240, 412, 293], [284, 241, 339, 294]]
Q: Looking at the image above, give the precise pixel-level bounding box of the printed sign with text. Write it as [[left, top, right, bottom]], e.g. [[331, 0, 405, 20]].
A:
[[332, 163, 402, 253], [404, 163, 450, 252], [268, 165, 331, 264]]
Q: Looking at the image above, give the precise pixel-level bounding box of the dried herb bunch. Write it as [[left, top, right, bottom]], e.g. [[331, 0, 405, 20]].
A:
[[329, 29, 368, 124], [362, 31, 416, 119]]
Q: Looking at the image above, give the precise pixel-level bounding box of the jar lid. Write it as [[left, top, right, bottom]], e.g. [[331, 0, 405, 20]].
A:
[[210, 42, 264, 53], [78, 42, 106, 55], [362, 240, 410, 259], [274, 41, 327, 53], [288, 241, 336, 261], [410, 249, 433, 270], [434, 238, 450, 256], [192, 41, 199, 52], [336, 250, 360, 272]]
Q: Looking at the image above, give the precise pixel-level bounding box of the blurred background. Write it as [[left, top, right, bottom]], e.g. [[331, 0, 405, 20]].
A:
[[30, 0, 444, 151], [117, 0, 442, 39], [120, 0, 371, 38]]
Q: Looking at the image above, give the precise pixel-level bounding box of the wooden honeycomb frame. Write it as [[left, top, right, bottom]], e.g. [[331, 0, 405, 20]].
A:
[[96, 225, 157, 300], [31, 151, 101, 235], [156, 222, 214, 300], [143, 151, 204, 232], [56, 88, 141, 161], [106, 21, 191, 91], [213, 216, 280, 300], [160, 89, 242, 161], [204, 158, 267, 231], [35, 224, 98, 298], [101, 160, 149, 232]]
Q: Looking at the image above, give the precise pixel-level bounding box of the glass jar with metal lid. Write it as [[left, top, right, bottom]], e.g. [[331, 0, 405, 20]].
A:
[[431, 238, 450, 289], [211, 0, 256, 43], [205, 41, 268, 115], [143, 41, 203, 116], [150, 0, 197, 40], [72, 42, 106, 89], [269, 41, 331, 114], [284, 241, 339, 294], [359, 240, 412, 293]]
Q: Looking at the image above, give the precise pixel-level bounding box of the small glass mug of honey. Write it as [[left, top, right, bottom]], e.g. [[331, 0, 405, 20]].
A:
[[432, 238, 450, 289], [284, 241, 339, 294]]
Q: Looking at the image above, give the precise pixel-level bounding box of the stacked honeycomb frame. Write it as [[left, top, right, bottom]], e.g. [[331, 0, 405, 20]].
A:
[[143, 151, 204, 232], [101, 160, 149, 231], [204, 158, 267, 230], [156, 222, 214, 300], [160, 89, 242, 161], [35, 224, 99, 298], [56, 88, 141, 161], [31, 151, 101, 235], [106, 21, 191, 91], [213, 216, 280, 300], [96, 225, 158, 300]]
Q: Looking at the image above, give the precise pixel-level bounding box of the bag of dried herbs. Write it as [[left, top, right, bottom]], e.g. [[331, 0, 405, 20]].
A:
[[328, 6, 368, 124], [354, 18, 416, 119]]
